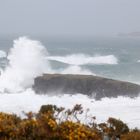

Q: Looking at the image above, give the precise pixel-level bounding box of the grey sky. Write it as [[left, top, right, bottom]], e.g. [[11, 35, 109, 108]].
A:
[[0, 0, 140, 37]]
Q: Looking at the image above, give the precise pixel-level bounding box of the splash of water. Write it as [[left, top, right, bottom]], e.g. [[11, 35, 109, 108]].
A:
[[0, 37, 51, 93]]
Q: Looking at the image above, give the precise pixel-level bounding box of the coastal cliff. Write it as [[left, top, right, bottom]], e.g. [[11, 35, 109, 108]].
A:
[[33, 74, 140, 99]]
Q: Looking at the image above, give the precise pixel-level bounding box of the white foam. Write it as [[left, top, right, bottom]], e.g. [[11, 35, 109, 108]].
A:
[[0, 37, 52, 93], [0, 90, 139, 128], [61, 65, 95, 75], [47, 54, 118, 65], [0, 50, 6, 58]]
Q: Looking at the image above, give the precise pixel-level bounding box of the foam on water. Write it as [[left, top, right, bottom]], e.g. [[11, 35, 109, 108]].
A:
[[47, 54, 118, 65], [0, 90, 139, 128], [0, 37, 139, 129], [61, 65, 95, 75]]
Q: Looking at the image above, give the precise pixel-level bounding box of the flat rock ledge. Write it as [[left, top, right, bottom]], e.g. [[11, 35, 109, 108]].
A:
[[33, 74, 140, 100]]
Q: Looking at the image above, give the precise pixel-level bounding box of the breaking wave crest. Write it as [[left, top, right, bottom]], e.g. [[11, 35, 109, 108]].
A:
[[0, 37, 51, 93], [47, 54, 118, 65]]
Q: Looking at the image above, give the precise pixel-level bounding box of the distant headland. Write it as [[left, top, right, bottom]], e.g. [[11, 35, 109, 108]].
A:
[[118, 32, 140, 37]]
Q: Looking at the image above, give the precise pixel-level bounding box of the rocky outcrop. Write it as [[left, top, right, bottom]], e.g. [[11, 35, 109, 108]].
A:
[[33, 74, 140, 99]]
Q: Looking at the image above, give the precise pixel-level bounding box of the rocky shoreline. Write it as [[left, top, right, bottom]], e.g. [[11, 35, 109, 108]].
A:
[[33, 74, 140, 100]]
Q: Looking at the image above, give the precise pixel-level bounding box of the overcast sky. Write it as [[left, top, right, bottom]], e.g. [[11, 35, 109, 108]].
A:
[[0, 0, 140, 38]]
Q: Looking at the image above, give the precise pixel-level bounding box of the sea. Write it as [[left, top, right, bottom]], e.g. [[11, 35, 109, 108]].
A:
[[0, 36, 140, 128]]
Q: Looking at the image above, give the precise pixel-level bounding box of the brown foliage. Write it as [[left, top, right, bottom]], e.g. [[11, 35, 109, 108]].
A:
[[121, 131, 140, 140], [0, 104, 138, 140]]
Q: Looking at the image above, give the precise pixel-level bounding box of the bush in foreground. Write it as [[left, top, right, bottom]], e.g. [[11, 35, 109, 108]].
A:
[[0, 104, 139, 140]]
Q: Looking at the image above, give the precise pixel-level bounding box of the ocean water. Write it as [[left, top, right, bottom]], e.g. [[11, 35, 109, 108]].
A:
[[45, 37, 140, 84], [1, 36, 140, 83], [0, 36, 140, 128]]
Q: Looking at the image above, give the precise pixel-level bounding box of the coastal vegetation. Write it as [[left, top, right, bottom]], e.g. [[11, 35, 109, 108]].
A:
[[0, 104, 139, 140]]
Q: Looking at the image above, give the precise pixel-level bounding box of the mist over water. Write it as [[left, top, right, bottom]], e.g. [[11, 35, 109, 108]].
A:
[[0, 37, 140, 128]]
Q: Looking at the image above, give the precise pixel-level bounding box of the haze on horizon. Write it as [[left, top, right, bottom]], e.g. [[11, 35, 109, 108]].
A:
[[0, 0, 140, 38]]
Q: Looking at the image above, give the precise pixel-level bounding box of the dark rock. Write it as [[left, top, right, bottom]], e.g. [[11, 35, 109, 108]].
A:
[[33, 74, 140, 100]]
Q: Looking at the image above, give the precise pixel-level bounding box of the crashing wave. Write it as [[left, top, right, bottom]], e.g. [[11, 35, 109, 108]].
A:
[[46, 54, 118, 65], [0, 37, 51, 93]]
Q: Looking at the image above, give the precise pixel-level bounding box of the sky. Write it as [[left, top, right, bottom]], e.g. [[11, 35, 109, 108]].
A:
[[0, 0, 140, 38]]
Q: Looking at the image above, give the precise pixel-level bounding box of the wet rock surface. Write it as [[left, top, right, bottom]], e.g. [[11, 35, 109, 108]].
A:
[[33, 74, 140, 99]]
